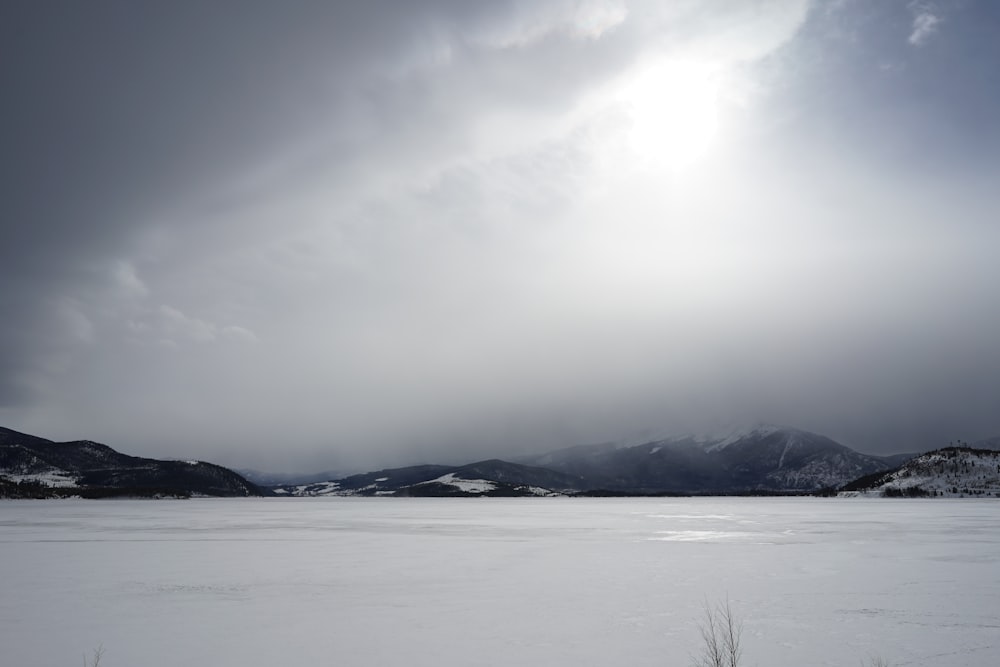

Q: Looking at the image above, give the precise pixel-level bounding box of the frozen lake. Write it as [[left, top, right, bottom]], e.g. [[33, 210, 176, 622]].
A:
[[2, 497, 998, 667]]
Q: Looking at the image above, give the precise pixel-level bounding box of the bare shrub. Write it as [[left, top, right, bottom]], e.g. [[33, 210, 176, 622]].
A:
[[690, 600, 892, 667], [83, 645, 104, 667], [692, 599, 743, 667]]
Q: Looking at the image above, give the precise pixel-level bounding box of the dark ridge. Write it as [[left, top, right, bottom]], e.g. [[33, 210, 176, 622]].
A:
[[1, 427, 262, 498]]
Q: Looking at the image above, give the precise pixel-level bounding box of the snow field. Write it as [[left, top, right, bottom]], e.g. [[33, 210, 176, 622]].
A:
[[1, 497, 998, 667]]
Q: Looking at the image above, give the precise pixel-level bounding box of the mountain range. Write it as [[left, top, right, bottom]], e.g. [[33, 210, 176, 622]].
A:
[[270, 425, 917, 497], [4, 423, 997, 499]]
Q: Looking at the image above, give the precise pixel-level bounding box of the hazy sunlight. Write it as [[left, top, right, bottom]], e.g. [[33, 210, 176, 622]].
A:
[[619, 58, 722, 170]]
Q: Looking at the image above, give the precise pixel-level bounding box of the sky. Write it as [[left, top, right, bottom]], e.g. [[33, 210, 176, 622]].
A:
[[2, 0, 999, 472]]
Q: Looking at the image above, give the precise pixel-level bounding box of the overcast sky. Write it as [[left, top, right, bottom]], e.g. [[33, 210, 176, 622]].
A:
[[3, 1, 999, 471]]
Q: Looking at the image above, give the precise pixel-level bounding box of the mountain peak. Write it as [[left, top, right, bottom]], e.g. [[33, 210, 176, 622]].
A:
[[703, 423, 791, 450], [649, 423, 799, 452]]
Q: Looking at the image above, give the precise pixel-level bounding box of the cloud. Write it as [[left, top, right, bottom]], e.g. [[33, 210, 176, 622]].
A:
[[53, 299, 96, 345], [909, 5, 942, 46], [157, 305, 220, 343], [465, 0, 628, 48], [220, 325, 260, 344], [110, 261, 149, 300], [3, 1, 999, 470], [154, 305, 257, 346]]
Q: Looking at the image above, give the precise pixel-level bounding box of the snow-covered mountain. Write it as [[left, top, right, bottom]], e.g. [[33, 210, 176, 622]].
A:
[[0, 427, 262, 498], [8, 421, 967, 499], [274, 425, 904, 496], [840, 446, 1000, 497], [518, 425, 898, 493], [272, 459, 583, 497]]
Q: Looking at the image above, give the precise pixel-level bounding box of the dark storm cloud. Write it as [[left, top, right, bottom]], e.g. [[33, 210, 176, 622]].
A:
[[2, 1, 999, 470], [0, 0, 501, 403]]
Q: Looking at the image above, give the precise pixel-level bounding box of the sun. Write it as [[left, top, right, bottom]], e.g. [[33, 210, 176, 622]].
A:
[[617, 58, 722, 170]]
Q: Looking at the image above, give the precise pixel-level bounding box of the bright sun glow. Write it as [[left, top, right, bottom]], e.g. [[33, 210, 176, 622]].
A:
[[618, 58, 721, 170]]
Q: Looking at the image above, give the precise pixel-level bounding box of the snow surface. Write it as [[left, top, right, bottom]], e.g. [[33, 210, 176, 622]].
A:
[[280, 480, 342, 496], [523, 485, 559, 496], [2, 498, 999, 667], [429, 473, 497, 493], [4, 470, 79, 487]]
